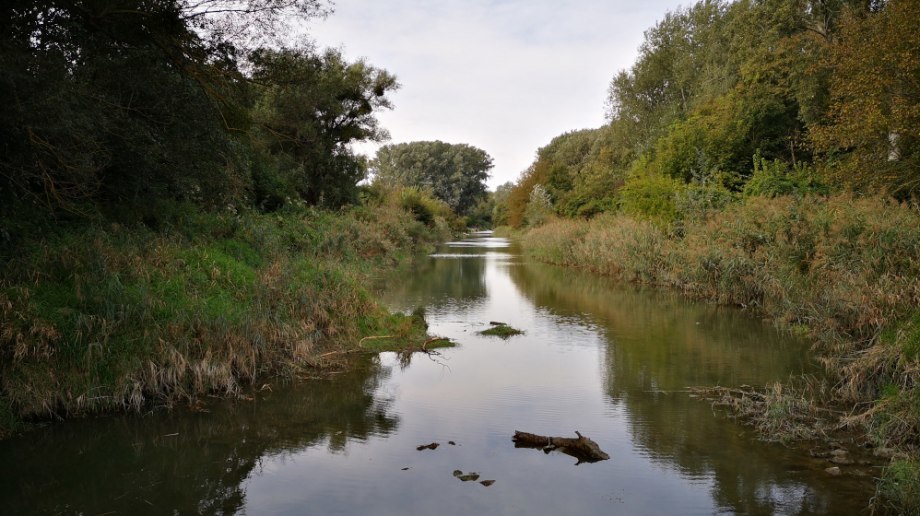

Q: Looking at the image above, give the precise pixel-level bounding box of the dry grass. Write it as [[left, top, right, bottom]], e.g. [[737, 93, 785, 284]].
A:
[[690, 379, 836, 443], [522, 194, 920, 451]]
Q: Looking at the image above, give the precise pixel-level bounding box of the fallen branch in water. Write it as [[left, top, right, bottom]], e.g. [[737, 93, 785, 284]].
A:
[[687, 383, 836, 442], [512, 430, 610, 464]]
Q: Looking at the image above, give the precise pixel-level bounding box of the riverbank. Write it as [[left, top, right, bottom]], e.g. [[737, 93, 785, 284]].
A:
[[0, 200, 451, 438], [511, 194, 920, 511]]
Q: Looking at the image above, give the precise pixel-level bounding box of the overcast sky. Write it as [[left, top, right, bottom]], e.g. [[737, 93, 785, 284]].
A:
[[305, 0, 688, 189]]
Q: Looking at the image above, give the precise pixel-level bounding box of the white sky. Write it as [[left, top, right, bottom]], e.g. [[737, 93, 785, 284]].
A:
[[305, 0, 688, 189]]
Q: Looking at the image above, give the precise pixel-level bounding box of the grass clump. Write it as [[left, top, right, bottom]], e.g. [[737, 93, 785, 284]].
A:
[[0, 201, 451, 437], [877, 459, 920, 515], [692, 380, 830, 443], [478, 323, 524, 339]]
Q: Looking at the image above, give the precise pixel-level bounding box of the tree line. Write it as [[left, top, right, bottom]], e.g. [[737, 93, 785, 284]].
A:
[[500, 0, 919, 227], [0, 1, 398, 244]]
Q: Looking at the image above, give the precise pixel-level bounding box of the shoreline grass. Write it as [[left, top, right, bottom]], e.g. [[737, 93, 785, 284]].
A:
[[0, 201, 451, 437], [517, 194, 920, 510]]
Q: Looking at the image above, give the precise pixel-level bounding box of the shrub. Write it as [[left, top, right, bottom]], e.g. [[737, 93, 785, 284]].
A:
[[674, 183, 736, 221], [619, 174, 682, 226], [524, 184, 554, 227], [743, 153, 830, 198]]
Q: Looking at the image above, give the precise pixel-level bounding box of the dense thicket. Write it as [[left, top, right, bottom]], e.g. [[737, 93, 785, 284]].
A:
[[0, 0, 396, 249], [505, 0, 918, 226]]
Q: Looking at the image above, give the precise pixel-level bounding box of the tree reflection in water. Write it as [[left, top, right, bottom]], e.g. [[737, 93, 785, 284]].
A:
[[0, 356, 398, 515], [507, 260, 871, 515]]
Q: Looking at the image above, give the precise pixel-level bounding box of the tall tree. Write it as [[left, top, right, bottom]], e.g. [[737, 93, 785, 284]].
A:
[[372, 141, 493, 216], [249, 48, 398, 208], [812, 0, 920, 198]]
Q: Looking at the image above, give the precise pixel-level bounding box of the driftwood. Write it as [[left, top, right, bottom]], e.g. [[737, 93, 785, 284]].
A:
[[512, 430, 610, 464]]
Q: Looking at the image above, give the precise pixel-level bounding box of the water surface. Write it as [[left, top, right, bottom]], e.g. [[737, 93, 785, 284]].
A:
[[0, 233, 876, 514]]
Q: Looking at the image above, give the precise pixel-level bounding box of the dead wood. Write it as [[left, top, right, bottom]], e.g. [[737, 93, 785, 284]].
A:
[[512, 430, 609, 464]]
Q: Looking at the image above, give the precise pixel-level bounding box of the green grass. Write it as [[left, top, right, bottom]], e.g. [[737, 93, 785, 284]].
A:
[[0, 201, 452, 437], [877, 459, 920, 515], [478, 323, 524, 339]]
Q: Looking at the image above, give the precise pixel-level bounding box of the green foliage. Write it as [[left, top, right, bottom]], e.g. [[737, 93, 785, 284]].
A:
[[878, 459, 920, 515], [490, 182, 514, 227], [394, 187, 452, 227], [372, 141, 493, 216], [0, 0, 247, 222], [619, 174, 682, 226], [464, 195, 494, 229], [524, 185, 554, 227], [743, 153, 830, 198], [249, 48, 398, 208], [674, 183, 736, 221], [0, 1, 398, 236], [505, 128, 630, 226], [478, 324, 524, 339], [0, 201, 449, 430], [812, 0, 920, 199]]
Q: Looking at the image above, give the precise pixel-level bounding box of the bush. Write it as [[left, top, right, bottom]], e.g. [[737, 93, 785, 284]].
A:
[[743, 153, 830, 198], [524, 184, 554, 227], [619, 174, 682, 226], [674, 183, 736, 221]]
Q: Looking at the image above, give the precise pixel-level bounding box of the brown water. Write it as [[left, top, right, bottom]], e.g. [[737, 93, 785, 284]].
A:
[[0, 233, 877, 515]]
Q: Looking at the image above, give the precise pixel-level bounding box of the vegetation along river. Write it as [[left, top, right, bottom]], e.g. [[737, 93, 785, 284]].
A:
[[0, 233, 877, 515]]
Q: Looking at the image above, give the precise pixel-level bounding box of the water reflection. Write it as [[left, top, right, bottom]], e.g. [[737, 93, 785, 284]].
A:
[[383, 237, 513, 311], [0, 234, 877, 515], [507, 260, 872, 514], [0, 357, 397, 515]]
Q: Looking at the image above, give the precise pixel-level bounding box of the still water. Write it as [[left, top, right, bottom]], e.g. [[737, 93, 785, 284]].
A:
[[0, 233, 876, 514]]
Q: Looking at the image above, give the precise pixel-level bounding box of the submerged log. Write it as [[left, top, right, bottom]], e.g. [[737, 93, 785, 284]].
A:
[[512, 430, 610, 464]]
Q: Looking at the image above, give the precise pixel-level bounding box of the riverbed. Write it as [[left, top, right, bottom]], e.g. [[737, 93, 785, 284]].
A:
[[0, 233, 876, 514]]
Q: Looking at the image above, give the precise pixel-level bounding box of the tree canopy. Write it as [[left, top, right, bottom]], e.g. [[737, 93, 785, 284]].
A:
[[0, 0, 398, 236], [503, 0, 918, 228], [372, 141, 493, 216]]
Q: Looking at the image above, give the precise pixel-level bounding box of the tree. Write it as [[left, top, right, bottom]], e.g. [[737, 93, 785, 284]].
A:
[[0, 0, 400, 229], [491, 182, 514, 227], [372, 141, 493, 216], [0, 0, 247, 220], [249, 48, 398, 208], [812, 0, 920, 198]]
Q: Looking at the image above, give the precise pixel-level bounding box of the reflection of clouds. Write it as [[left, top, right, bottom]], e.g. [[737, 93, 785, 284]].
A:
[[428, 253, 515, 259], [445, 237, 511, 249]]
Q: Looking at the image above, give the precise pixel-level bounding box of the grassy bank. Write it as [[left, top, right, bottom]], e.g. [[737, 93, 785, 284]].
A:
[[0, 200, 450, 437], [518, 194, 920, 509]]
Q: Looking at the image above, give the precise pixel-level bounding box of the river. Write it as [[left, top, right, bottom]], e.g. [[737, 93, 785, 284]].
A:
[[0, 233, 876, 514]]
